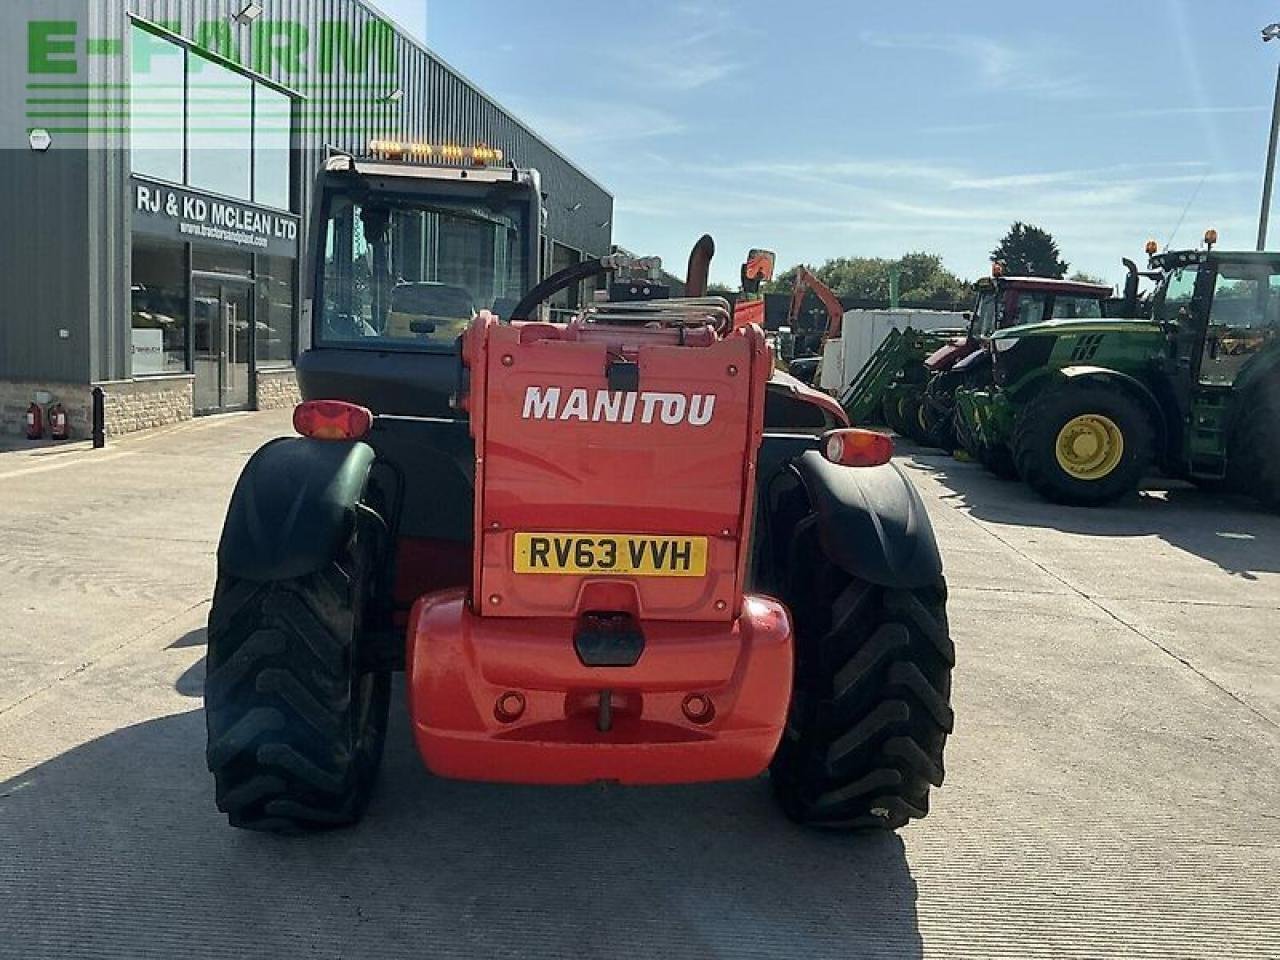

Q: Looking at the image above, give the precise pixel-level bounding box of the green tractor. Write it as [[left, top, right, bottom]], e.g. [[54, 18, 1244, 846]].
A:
[[912, 271, 1128, 451], [840, 327, 965, 431], [866, 269, 1132, 448], [956, 235, 1280, 507]]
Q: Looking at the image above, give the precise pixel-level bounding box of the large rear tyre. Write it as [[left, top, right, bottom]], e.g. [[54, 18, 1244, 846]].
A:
[[205, 522, 390, 833], [771, 573, 954, 831], [952, 405, 980, 461], [980, 441, 1019, 480], [882, 392, 910, 435], [897, 389, 927, 443], [918, 374, 958, 451], [1229, 394, 1280, 510], [1013, 382, 1153, 506]]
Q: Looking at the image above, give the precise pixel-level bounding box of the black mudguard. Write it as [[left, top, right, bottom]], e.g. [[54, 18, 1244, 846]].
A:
[[792, 450, 943, 589], [217, 437, 376, 582]]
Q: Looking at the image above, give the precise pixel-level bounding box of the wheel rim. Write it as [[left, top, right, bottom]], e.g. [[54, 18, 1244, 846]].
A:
[[1055, 414, 1124, 480]]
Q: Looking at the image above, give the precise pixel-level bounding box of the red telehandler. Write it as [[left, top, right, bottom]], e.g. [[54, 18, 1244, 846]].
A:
[[204, 145, 953, 835]]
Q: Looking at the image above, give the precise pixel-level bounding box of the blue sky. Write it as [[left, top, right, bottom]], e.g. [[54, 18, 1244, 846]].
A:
[[374, 0, 1280, 287]]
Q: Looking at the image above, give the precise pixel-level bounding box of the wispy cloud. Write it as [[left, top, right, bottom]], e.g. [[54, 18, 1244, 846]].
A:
[[860, 30, 1098, 100], [608, 3, 754, 92], [1112, 104, 1269, 118], [608, 150, 1254, 286], [614, 29, 743, 91], [498, 98, 685, 149]]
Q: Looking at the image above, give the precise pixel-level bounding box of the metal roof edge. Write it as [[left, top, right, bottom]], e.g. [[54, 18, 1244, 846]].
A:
[[350, 0, 614, 199]]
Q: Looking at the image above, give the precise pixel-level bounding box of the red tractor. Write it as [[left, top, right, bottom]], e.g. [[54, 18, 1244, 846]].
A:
[[205, 146, 953, 833]]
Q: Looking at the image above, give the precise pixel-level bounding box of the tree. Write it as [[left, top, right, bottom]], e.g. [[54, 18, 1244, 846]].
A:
[[1068, 270, 1107, 285], [764, 253, 971, 304], [991, 222, 1068, 278], [706, 281, 735, 296]]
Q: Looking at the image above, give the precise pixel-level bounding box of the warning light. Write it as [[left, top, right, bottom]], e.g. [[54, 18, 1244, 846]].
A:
[[822, 428, 894, 467], [366, 140, 505, 166], [293, 400, 373, 440], [1144, 239, 1159, 256], [1204, 228, 1218, 249], [991, 261, 1005, 277]]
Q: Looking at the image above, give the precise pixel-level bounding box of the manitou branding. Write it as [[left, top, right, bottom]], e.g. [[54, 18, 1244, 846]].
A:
[[520, 387, 716, 426]]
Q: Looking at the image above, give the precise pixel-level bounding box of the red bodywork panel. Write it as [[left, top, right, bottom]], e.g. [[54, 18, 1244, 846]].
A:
[[407, 591, 792, 783], [924, 337, 977, 372], [405, 312, 794, 785], [463, 315, 771, 622]]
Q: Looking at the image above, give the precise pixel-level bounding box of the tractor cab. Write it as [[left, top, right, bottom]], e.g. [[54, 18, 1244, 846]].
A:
[[1149, 246, 1280, 390], [297, 141, 544, 417], [925, 273, 1115, 375], [1147, 243, 1280, 478]]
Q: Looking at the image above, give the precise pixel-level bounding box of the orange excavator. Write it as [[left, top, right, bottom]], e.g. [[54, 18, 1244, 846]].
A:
[[785, 266, 845, 385]]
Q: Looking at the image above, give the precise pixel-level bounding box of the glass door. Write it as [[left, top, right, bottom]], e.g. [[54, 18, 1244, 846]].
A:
[[192, 276, 253, 413]]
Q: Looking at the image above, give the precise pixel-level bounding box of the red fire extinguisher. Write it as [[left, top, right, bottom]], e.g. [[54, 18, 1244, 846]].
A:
[[48, 403, 68, 441], [25, 402, 43, 440]]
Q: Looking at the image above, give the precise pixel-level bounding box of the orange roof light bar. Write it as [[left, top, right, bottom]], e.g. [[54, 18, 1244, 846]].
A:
[[366, 139, 505, 167]]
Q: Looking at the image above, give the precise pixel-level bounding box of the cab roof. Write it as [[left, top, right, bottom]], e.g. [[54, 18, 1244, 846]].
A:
[[977, 276, 1113, 298]]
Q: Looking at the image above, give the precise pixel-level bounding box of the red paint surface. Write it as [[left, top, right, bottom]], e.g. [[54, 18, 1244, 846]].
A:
[[406, 590, 793, 784]]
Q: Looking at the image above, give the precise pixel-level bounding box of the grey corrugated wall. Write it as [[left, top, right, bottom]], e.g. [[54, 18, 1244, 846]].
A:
[[1, 0, 612, 382], [0, 0, 100, 383]]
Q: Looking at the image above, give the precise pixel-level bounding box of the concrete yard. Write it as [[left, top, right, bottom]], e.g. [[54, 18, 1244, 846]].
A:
[[0, 410, 1277, 959]]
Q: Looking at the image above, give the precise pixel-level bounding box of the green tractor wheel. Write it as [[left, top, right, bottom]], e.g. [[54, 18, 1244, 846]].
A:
[[1228, 393, 1280, 510], [882, 391, 911, 435], [897, 389, 927, 443], [1013, 382, 1154, 506], [981, 441, 1019, 480], [920, 397, 956, 451]]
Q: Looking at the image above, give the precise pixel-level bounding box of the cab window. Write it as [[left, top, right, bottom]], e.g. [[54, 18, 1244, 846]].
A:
[[1052, 296, 1103, 320], [973, 292, 998, 336], [1004, 292, 1047, 327], [1155, 267, 1197, 323], [1199, 263, 1280, 386]]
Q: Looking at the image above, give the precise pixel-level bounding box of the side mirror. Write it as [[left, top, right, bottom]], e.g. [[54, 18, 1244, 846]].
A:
[[740, 249, 776, 295]]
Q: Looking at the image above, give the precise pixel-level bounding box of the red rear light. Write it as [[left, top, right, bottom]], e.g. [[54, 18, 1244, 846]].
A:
[[822, 428, 894, 467], [293, 400, 373, 440]]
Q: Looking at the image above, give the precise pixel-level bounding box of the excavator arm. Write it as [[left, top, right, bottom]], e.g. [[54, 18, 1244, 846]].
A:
[[787, 266, 846, 341]]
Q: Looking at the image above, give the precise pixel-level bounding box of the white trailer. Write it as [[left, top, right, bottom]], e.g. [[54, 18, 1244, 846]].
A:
[[818, 308, 967, 392]]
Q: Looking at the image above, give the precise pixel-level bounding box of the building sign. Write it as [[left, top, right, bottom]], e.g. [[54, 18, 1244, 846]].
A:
[[130, 328, 166, 375], [130, 178, 300, 258]]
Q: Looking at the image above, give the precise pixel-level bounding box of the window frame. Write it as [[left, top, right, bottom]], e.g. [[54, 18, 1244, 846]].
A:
[[127, 15, 302, 212]]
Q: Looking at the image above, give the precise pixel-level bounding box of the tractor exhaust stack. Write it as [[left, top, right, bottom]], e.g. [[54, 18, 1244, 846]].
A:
[[685, 234, 715, 297]]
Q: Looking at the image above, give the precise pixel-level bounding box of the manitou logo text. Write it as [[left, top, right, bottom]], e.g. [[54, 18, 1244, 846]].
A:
[[521, 387, 716, 427]]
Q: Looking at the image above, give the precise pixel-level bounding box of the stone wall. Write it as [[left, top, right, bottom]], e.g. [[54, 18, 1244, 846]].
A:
[[1, 371, 303, 440], [0, 376, 194, 440], [96, 376, 194, 438], [256, 368, 301, 410]]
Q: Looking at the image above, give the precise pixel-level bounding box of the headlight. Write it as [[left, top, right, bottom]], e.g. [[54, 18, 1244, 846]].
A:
[[993, 337, 1019, 352]]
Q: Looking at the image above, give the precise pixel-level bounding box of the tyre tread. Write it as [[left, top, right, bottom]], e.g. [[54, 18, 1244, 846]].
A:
[[204, 550, 389, 834]]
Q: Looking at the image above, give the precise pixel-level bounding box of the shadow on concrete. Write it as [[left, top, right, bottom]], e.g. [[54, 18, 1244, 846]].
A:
[[168, 628, 207, 650], [901, 443, 1280, 580], [0, 681, 923, 960]]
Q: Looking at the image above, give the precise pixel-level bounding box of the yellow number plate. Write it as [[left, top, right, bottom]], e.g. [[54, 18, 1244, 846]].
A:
[[513, 533, 708, 577]]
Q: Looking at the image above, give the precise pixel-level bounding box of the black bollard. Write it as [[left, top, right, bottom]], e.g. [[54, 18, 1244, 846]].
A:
[[91, 386, 105, 449]]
